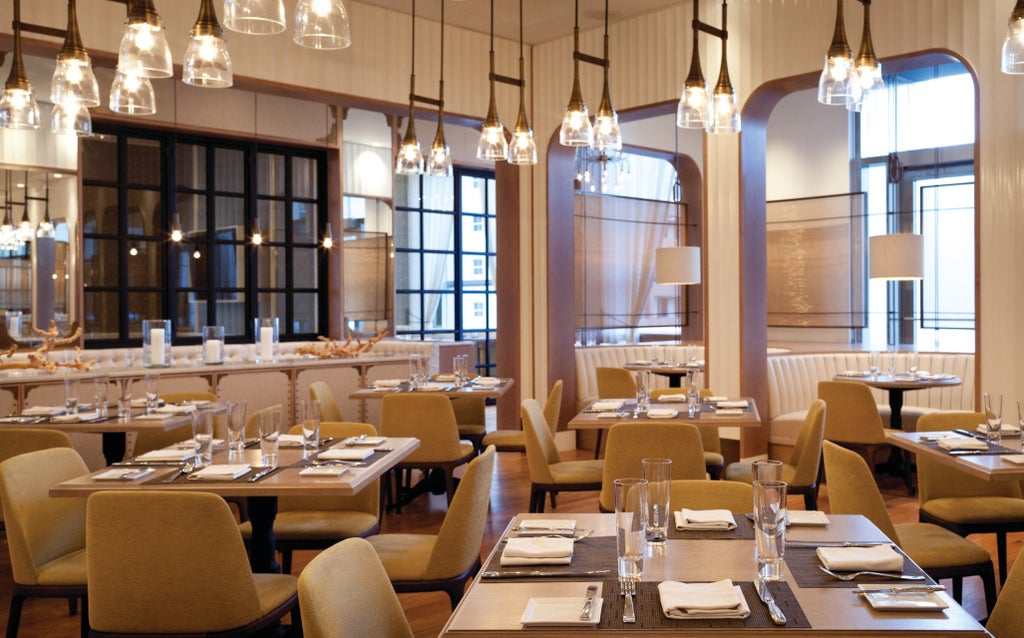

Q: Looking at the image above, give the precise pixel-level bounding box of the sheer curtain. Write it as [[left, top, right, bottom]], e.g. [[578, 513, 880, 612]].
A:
[[420, 176, 454, 329]]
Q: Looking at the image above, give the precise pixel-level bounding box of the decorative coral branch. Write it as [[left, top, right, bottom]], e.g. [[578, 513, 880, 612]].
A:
[[0, 321, 95, 373], [294, 328, 388, 359]]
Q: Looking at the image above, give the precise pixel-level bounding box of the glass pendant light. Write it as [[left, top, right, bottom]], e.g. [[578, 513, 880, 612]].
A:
[[183, 0, 234, 88], [676, 1, 712, 129], [395, 0, 424, 175], [708, 2, 740, 134], [818, 0, 856, 106], [51, 0, 100, 109], [506, 0, 536, 165], [50, 101, 93, 136], [848, 0, 882, 112], [1002, 0, 1024, 73], [16, 204, 32, 243], [322, 222, 334, 249], [591, 0, 621, 152], [170, 212, 184, 242], [427, 0, 452, 178], [0, 7, 39, 131], [37, 179, 54, 239], [559, 0, 593, 147], [251, 215, 263, 245], [476, 0, 507, 162], [109, 69, 157, 115], [294, 0, 351, 50], [118, 0, 174, 79], [223, 0, 286, 35]]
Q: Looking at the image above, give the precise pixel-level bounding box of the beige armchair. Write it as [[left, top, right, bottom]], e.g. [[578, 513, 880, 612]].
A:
[[651, 387, 724, 478], [670, 479, 754, 514], [482, 379, 563, 453], [0, 428, 72, 527], [817, 381, 898, 483], [593, 367, 637, 458], [309, 381, 344, 422], [521, 398, 603, 513]]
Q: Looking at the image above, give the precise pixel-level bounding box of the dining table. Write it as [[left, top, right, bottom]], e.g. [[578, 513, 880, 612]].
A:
[[887, 429, 1024, 482], [622, 362, 704, 388], [831, 373, 962, 431], [569, 397, 762, 432], [49, 435, 419, 573], [348, 376, 515, 401], [438, 512, 987, 636]]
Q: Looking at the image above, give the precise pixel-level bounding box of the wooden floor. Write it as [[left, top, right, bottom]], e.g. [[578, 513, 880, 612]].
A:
[[0, 446, 1018, 637]]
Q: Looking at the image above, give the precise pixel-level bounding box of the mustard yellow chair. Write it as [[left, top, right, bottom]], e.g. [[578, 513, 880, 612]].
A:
[[482, 379, 563, 454], [450, 396, 487, 454], [309, 381, 344, 422], [670, 479, 754, 514], [298, 537, 413, 638], [725, 399, 827, 509], [521, 398, 603, 512], [379, 393, 476, 510], [915, 411, 1024, 585], [368, 446, 496, 609], [823, 440, 996, 612], [986, 547, 1024, 638], [594, 367, 637, 458], [651, 387, 724, 479], [239, 421, 381, 574], [131, 391, 218, 458], [0, 428, 72, 527], [817, 381, 901, 485], [86, 490, 299, 636], [598, 421, 707, 512]]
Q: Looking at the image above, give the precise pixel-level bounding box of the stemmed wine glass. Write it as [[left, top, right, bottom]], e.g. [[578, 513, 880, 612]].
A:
[[869, 352, 880, 380]]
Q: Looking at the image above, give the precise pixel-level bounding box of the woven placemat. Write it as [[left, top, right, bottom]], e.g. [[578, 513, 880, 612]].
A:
[[785, 546, 935, 588], [598, 580, 811, 630], [920, 438, 1019, 456], [482, 536, 617, 579], [158, 466, 285, 485], [299, 449, 392, 467], [668, 513, 754, 540]]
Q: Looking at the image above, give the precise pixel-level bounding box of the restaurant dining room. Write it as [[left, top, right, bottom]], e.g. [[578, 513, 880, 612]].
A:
[[0, 0, 1023, 636]]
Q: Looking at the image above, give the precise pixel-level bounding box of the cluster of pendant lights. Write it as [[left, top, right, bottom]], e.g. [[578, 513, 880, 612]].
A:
[[816, 0, 883, 110], [0, 0, 351, 136], [0, 173, 56, 249], [676, 0, 739, 134], [1002, 0, 1024, 73]]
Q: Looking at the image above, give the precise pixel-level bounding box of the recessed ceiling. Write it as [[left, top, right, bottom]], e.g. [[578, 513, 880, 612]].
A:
[[354, 0, 687, 45]]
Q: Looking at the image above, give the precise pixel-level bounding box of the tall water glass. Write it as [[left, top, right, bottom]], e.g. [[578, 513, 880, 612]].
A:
[[984, 392, 1003, 444], [144, 373, 160, 414], [191, 410, 214, 468], [754, 480, 788, 582], [641, 458, 671, 543], [687, 370, 701, 418], [63, 377, 80, 415], [299, 399, 321, 456], [752, 459, 784, 483], [93, 375, 110, 418], [226, 400, 248, 457], [115, 377, 133, 419], [635, 370, 650, 416], [453, 354, 469, 387], [869, 351, 881, 380], [259, 409, 282, 468], [614, 478, 648, 586]]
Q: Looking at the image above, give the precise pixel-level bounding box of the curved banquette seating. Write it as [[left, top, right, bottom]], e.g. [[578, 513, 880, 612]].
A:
[[574, 345, 706, 410]]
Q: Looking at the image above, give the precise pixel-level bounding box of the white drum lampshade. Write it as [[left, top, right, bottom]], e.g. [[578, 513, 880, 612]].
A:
[[656, 246, 701, 285], [869, 233, 923, 280]]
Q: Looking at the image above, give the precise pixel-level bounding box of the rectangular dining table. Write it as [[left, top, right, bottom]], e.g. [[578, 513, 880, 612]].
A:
[[887, 429, 1024, 481], [439, 512, 987, 637], [348, 377, 515, 401], [568, 397, 763, 431], [49, 436, 419, 573]]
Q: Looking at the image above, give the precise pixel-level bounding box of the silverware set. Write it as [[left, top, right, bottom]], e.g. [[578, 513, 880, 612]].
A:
[[819, 565, 925, 581], [620, 577, 636, 623]]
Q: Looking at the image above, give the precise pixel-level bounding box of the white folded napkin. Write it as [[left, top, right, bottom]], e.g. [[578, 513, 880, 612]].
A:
[[716, 400, 749, 409], [373, 379, 403, 388], [714, 409, 746, 416], [187, 464, 251, 481], [416, 383, 446, 392], [155, 404, 197, 415], [936, 437, 989, 451], [474, 377, 502, 386], [433, 374, 456, 382], [136, 448, 196, 462], [674, 509, 736, 530], [135, 412, 177, 421], [597, 412, 623, 419], [816, 545, 904, 572], [786, 510, 830, 526], [344, 436, 387, 446], [590, 400, 626, 412], [50, 409, 101, 423], [656, 394, 688, 403], [703, 396, 728, 402], [94, 467, 154, 481], [320, 447, 374, 461], [630, 360, 652, 366], [500, 537, 574, 566], [299, 465, 349, 477], [278, 434, 305, 447], [658, 579, 750, 619], [21, 406, 63, 416], [647, 408, 679, 419], [977, 423, 1020, 436], [1002, 454, 1024, 465], [840, 370, 870, 377], [175, 438, 225, 450]]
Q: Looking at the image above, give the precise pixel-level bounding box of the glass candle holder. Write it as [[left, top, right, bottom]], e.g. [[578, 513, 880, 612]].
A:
[[142, 319, 172, 368], [202, 325, 225, 365], [255, 317, 279, 364]]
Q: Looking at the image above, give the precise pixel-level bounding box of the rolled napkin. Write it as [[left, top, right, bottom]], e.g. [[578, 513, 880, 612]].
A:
[[816, 544, 904, 572], [433, 373, 456, 382], [51, 409, 101, 423], [646, 408, 679, 419], [319, 447, 375, 461], [977, 423, 1020, 436], [656, 394, 689, 403], [674, 508, 737, 530], [658, 579, 750, 619], [936, 437, 989, 451], [500, 537, 574, 566], [590, 400, 626, 412], [716, 400, 749, 409]]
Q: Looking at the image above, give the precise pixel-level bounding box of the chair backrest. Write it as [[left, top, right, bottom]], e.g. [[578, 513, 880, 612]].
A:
[[427, 446, 496, 579], [599, 422, 707, 512], [309, 382, 344, 422], [298, 537, 414, 638], [670, 479, 753, 514], [915, 411, 1022, 501], [542, 379, 564, 434], [0, 428, 72, 525], [450, 396, 486, 426], [87, 491, 268, 634], [986, 542, 1024, 638], [379, 394, 463, 463], [282, 421, 380, 515], [650, 387, 721, 454], [787, 399, 827, 487], [596, 367, 636, 398], [821, 441, 901, 543], [132, 391, 219, 457], [0, 447, 88, 586], [521, 398, 561, 485], [817, 381, 887, 445], [246, 403, 284, 440]]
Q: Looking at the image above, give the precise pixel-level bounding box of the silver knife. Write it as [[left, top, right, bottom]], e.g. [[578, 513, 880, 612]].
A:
[[579, 584, 598, 620], [786, 541, 891, 548], [854, 585, 945, 595], [480, 569, 610, 579], [757, 580, 787, 626], [248, 467, 275, 482]]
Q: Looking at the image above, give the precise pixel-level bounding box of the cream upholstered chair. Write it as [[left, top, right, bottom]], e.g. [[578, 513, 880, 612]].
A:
[[299, 537, 413, 638], [823, 441, 996, 612], [670, 479, 754, 514], [986, 548, 1024, 638], [593, 367, 636, 458], [598, 421, 707, 512], [521, 398, 603, 513], [724, 399, 826, 509], [368, 446, 496, 609], [379, 393, 476, 509], [309, 381, 344, 422], [0, 428, 72, 527], [131, 391, 218, 458], [482, 379, 563, 454], [450, 396, 487, 454], [915, 411, 1024, 585], [246, 403, 284, 440], [239, 421, 381, 574], [817, 381, 900, 484], [0, 447, 89, 638], [651, 387, 724, 479], [86, 490, 299, 635]]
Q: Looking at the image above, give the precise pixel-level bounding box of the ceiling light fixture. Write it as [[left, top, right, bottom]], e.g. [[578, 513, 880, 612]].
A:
[[252, 214, 263, 245], [818, 0, 856, 106], [558, 0, 593, 147], [476, 0, 507, 162], [118, 0, 174, 79], [506, 0, 536, 165], [322, 221, 334, 249], [184, 0, 234, 88], [0, 0, 40, 131], [50, 101, 92, 136], [36, 176, 54, 239], [170, 212, 184, 242], [294, 0, 351, 50], [395, 0, 425, 175], [426, 0, 452, 177], [708, 1, 739, 134], [109, 69, 156, 115], [51, 0, 100, 108], [591, 0, 620, 152], [223, 0, 286, 35], [1003, 0, 1024, 73], [676, 0, 711, 130], [678, 0, 737, 134], [848, 0, 882, 112], [574, 148, 629, 193]]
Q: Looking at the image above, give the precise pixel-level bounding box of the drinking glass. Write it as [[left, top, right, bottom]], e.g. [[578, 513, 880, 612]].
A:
[[299, 399, 321, 456], [613, 478, 648, 586], [908, 352, 920, 377], [752, 459, 784, 483], [687, 370, 701, 418], [191, 410, 214, 468], [226, 400, 248, 457], [635, 370, 650, 416], [1018, 399, 1024, 433], [887, 348, 898, 378], [453, 354, 468, 387], [144, 373, 160, 414], [93, 375, 110, 418], [641, 458, 671, 543], [753, 480, 788, 582], [115, 377, 133, 419], [869, 351, 881, 379], [259, 409, 282, 468], [983, 392, 1003, 444], [63, 377, 80, 415]]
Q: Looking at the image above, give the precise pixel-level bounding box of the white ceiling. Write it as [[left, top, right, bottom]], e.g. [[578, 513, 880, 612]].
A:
[[353, 0, 688, 44]]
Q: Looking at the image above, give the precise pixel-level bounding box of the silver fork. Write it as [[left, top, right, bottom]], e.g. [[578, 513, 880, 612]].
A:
[[819, 566, 925, 581], [161, 463, 193, 483], [622, 578, 637, 623]]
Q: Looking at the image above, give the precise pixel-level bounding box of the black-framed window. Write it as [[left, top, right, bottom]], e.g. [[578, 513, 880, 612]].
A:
[[81, 125, 328, 346]]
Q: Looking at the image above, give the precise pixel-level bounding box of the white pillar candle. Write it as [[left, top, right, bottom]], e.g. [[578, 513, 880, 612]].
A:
[[204, 339, 222, 364], [259, 327, 274, 361], [150, 328, 165, 365]]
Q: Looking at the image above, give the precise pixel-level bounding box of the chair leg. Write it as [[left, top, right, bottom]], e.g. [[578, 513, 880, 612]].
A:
[[530, 487, 544, 513], [549, 492, 557, 509], [803, 488, 818, 511], [281, 549, 293, 575], [998, 532, 1008, 585], [444, 579, 467, 610], [593, 430, 603, 460], [68, 596, 77, 616], [79, 597, 88, 638], [951, 576, 962, 603], [981, 561, 997, 614], [290, 603, 301, 636], [6, 593, 25, 638], [444, 471, 457, 504]]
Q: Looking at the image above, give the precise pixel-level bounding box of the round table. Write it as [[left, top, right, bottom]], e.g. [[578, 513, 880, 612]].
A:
[[623, 362, 705, 388], [832, 373, 963, 430]]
